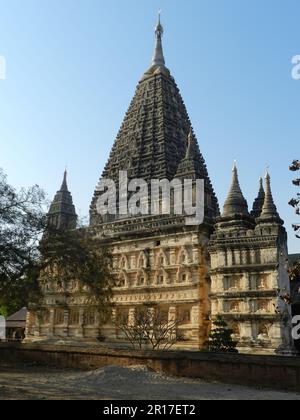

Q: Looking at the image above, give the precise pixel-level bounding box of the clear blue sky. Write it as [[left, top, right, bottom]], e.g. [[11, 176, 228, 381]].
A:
[[0, 0, 299, 253]]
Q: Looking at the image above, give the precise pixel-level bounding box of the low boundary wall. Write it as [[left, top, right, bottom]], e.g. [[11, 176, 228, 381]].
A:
[[0, 342, 300, 392]]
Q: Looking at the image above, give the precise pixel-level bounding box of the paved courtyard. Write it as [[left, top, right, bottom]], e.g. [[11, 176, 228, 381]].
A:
[[0, 362, 299, 400]]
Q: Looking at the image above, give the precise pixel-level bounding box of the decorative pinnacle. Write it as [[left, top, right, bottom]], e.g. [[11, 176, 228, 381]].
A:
[[257, 170, 283, 225], [155, 10, 163, 36], [223, 161, 249, 217], [251, 176, 265, 219], [60, 169, 68, 191], [261, 171, 278, 217], [186, 128, 195, 159], [152, 11, 166, 67]]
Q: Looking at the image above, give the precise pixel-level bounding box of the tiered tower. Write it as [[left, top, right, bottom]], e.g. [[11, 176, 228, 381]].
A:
[[90, 16, 218, 227], [25, 171, 78, 341], [209, 165, 292, 353], [47, 170, 77, 230]]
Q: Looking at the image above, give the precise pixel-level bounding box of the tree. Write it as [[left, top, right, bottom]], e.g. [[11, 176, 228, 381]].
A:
[[114, 306, 183, 350], [207, 315, 238, 353], [38, 228, 113, 319], [288, 160, 300, 288], [0, 169, 113, 320], [0, 169, 46, 315], [289, 160, 300, 239]]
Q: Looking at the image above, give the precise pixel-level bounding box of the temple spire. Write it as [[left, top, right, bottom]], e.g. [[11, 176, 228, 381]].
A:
[[48, 170, 77, 230], [91, 17, 219, 224], [223, 162, 249, 217], [251, 177, 265, 218], [258, 171, 283, 224], [185, 128, 196, 159], [60, 169, 68, 191], [152, 11, 166, 67]]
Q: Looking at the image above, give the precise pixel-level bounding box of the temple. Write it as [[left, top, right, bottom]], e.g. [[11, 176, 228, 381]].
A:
[[25, 16, 293, 354]]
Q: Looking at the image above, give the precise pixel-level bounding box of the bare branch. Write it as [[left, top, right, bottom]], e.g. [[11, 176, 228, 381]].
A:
[[114, 306, 183, 351]]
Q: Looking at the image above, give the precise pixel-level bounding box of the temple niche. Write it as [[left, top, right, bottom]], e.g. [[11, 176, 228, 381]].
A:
[[25, 16, 293, 355]]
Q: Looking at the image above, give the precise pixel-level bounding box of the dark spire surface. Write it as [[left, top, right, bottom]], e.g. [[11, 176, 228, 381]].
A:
[[90, 18, 219, 225], [258, 172, 283, 225], [60, 169, 68, 191], [48, 170, 77, 230], [251, 177, 265, 219], [222, 162, 249, 217]]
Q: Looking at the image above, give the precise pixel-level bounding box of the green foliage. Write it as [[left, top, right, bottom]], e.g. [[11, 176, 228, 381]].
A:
[[0, 305, 8, 317], [207, 315, 238, 353], [0, 169, 46, 315], [38, 228, 114, 318], [0, 168, 113, 320]]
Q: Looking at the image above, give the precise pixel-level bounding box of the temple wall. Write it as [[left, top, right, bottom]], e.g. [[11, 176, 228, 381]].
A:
[[209, 228, 292, 354], [25, 229, 212, 351]]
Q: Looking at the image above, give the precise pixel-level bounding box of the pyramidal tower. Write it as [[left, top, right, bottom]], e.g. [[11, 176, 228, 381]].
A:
[[90, 14, 219, 228], [47, 170, 77, 230]]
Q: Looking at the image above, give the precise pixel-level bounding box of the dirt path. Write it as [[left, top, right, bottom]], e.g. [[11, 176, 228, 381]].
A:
[[0, 363, 299, 400]]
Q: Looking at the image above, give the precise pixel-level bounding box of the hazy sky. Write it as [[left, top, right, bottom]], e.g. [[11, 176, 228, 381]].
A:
[[0, 0, 299, 253]]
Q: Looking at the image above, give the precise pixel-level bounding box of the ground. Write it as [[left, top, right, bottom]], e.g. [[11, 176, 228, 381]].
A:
[[0, 362, 299, 400]]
